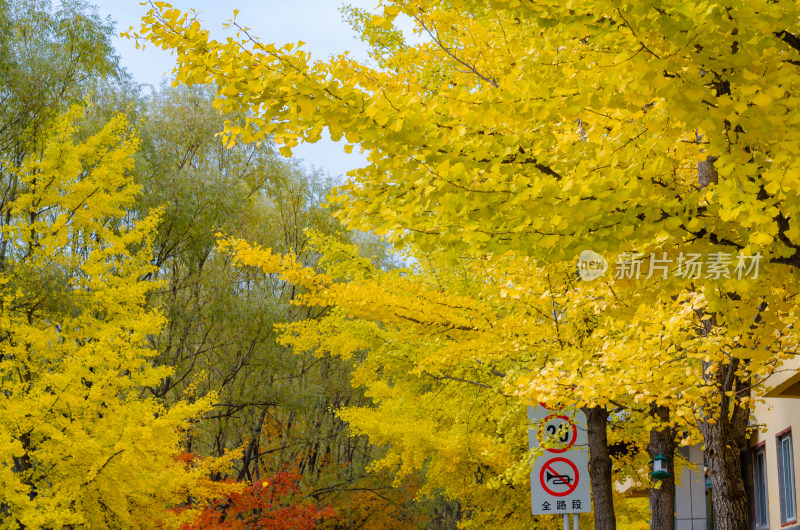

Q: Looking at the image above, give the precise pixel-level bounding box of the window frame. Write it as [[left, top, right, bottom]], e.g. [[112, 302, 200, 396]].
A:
[[776, 428, 797, 526], [754, 442, 770, 530]]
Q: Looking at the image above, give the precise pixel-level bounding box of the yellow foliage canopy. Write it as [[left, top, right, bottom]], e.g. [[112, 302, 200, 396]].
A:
[[133, 1, 800, 525], [0, 108, 229, 529]]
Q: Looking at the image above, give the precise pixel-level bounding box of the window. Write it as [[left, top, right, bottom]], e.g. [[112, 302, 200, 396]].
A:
[[777, 431, 797, 524], [754, 444, 769, 529]]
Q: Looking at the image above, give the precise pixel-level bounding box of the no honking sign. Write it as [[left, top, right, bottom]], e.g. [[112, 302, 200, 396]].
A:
[[528, 405, 591, 515], [540, 457, 579, 496]]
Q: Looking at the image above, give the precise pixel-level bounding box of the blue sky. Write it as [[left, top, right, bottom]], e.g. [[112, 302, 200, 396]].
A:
[[92, 0, 380, 179]]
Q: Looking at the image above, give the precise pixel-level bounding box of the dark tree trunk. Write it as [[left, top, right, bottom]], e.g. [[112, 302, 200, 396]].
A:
[[691, 157, 752, 530], [704, 423, 749, 530], [582, 405, 616, 530], [698, 357, 751, 530], [647, 405, 677, 530]]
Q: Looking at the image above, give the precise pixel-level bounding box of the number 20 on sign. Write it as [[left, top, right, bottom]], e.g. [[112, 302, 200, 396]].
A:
[[528, 404, 591, 515]]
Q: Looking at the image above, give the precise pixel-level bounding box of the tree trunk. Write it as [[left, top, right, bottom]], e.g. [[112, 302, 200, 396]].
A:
[[582, 405, 616, 530], [698, 357, 751, 530], [704, 423, 749, 530], [647, 405, 676, 530], [692, 298, 754, 530]]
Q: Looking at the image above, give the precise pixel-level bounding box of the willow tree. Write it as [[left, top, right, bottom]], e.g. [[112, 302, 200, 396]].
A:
[[127, 82, 424, 527]]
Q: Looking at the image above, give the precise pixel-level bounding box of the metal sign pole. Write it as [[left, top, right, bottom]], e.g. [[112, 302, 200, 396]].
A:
[[573, 513, 580, 530], [563, 513, 570, 530]]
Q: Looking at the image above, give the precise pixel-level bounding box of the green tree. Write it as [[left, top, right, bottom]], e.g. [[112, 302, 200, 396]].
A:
[[0, 0, 122, 269], [134, 84, 419, 527]]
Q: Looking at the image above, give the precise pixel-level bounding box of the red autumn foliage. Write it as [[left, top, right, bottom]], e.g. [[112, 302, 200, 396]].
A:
[[174, 452, 197, 465], [181, 467, 337, 530]]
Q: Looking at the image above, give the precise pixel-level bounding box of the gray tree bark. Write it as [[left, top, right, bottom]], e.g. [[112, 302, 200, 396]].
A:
[[693, 155, 750, 530], [582, 405, 616, 530], [698, 357, 751, 530]]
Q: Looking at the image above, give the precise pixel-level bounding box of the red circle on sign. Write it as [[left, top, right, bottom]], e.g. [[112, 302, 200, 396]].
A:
[[537, 414, 577, 453], [539, 457, 579, 497]]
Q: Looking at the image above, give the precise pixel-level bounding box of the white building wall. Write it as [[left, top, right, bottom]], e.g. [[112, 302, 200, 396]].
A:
[[750, 356, 800, 530]]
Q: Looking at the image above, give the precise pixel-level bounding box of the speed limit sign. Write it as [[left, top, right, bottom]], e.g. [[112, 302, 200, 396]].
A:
[[537, 414, 578, 453], [528, 404, 591, 515]]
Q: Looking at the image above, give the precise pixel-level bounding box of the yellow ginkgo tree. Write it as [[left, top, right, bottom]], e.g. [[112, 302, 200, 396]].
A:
[[215, 233, 790, 529], [133, 1, 800, 527], [0, 107, 227, 529]]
